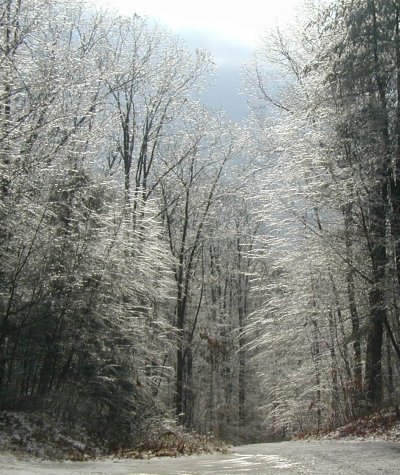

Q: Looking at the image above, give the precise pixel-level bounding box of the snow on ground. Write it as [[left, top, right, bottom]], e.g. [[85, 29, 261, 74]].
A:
[[2, 441, 400, 474], [298, 409, 400, 443], [1, 407, 400, 472], [0, 411, 105, 460], [0, 410, 227, 462]]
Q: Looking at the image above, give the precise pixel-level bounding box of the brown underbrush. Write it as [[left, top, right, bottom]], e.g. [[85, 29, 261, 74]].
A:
[[295, 407, 400, 442], [0, 411, 227, 461]]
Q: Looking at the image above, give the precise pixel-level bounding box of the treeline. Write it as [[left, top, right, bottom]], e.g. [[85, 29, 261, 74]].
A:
[[0, 0, 265, 447], [248, 0, 400, 435]]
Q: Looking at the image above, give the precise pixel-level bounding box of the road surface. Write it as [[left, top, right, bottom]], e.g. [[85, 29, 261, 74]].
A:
[[1, 440, 400, 474]]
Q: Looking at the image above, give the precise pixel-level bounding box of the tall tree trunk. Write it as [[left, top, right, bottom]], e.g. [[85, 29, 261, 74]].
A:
[[386, 332, 394, 403], [365, 196, 387, 407], [391, 3, 400, 289], [175, 298, 186, 421], [343, 205, 363, 403], [364, 0, 389, 409], [311, 318, 321, 432], [237, 235, 247, 430]]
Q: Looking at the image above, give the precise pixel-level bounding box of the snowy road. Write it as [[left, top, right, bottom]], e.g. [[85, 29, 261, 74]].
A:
[[1, 441, 400, 474]]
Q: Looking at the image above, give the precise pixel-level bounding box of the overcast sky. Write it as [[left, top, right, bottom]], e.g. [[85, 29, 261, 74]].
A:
[[92, 0, 299, 48], [91, 0, 302, 118]]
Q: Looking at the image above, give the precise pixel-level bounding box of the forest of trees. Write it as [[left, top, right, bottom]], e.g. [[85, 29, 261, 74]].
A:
[[1, 0, 400, 449]]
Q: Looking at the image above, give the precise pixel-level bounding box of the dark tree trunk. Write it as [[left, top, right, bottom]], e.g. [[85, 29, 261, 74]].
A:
[[343, 205, 363, 401], [365, 198, 387, 408], [365, 288, 384, 407]]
